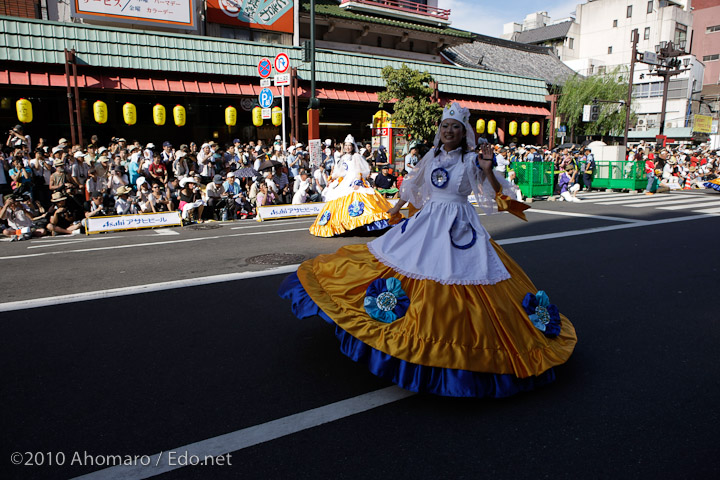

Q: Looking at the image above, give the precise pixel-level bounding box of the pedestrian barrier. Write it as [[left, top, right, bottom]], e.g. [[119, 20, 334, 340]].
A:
[[511, 161, 555, 198], [591, 161, 646, 191]]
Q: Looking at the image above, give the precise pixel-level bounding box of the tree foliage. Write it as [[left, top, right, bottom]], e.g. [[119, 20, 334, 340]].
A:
[[377, 64, 443, 143], [558, 67, 635, 138]]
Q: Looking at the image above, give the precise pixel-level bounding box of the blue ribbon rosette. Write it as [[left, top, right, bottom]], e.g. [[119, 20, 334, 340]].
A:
[[364, 278, 410, 324], [348, 200, 365, 217], [317, 211, 331, 226], [521, 290, 561, 338]]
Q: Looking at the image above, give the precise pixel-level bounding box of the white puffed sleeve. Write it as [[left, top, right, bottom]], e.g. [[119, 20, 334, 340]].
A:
[[466, 153, 522, 215]]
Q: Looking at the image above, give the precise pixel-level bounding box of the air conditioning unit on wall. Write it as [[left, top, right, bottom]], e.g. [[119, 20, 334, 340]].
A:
[[636, 118, 646, 130]]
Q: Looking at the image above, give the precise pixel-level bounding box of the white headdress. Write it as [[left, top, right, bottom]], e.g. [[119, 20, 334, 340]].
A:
[[434, 102, 476, 150], [344, 134, 355, 144]]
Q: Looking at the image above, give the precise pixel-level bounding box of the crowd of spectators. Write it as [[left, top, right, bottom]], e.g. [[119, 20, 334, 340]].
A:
[[0, 127, 415, 241], [2, 123, 718, 242]]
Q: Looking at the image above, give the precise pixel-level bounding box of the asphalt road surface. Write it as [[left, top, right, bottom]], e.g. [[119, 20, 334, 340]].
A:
[[2, 189, 719, 480]]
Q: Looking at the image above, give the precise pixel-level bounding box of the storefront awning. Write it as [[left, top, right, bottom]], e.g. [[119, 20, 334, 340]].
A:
[[0, 69, 545, 114]]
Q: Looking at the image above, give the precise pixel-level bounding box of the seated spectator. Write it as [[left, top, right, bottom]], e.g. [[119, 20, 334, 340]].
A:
[[115, 185, 137, 215], [374, 164, 398, 198], [135, 178, 152, 213], [558, 165, 581, 202], [255, 181, 274, 207], [178, 177, 204, 223], [292, 169, 321, 204], [203, 174, 227, 220], [84, 191, 110, 219], [1, 193, 48, 240], [108, 166, 128, 196], [47, 191, 82, 235], [149, 183, 172, 212], [9, 156, 33, 196], [147, 153, 168, 186], [85, 169, 108, 202]]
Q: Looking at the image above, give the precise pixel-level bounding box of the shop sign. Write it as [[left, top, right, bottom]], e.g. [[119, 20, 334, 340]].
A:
[[206, 0, 294, 34], [71, 0, 196, 30]]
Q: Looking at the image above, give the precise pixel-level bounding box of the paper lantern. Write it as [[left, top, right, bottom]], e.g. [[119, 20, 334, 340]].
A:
[[173, 105, 186, 127], [532, 121, 541, 136], [153, 104, 166, 126], [225, 106, 237, 127], [271, 106, 282, 127], [252, 107, 263, 127], [16, 98, 32, 123], [123, 102, 136, 126], [487, 120, 496, 135], [508, 121, 518, 136], [93, 100, 108, 124], [475, 119, 485, 134], [521, 121, 530, 136]]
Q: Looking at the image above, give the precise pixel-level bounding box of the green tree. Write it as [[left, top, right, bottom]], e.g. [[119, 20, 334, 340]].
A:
[[558, 67, 635, 139], [377, 64, 443, 143]]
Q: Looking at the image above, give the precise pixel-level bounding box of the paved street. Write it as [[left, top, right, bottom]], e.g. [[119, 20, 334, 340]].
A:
[[2, 190, 720, 479]]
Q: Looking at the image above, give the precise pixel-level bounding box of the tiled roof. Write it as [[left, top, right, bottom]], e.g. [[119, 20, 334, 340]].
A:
[[300, 0, 473, 38], [513, 20, 574, 44], [0, 16, 548, 103], [443, 34, 578, 86]]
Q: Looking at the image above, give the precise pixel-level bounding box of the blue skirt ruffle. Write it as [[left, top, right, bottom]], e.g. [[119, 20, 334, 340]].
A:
[[704, 182, 720, 192], [279, 273, 556, 398]]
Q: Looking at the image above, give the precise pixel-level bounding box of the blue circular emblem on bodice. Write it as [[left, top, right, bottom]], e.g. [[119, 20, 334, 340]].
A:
[[431, 167, 449, 188]]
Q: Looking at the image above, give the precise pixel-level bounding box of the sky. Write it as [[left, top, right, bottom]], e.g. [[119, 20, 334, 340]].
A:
[[439, 0, 583, 38]]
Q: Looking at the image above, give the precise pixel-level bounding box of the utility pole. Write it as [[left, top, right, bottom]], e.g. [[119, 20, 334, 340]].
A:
[[307, 0, 320, 143], [652, 41, 688, 139], [623, 29, 638, 147]]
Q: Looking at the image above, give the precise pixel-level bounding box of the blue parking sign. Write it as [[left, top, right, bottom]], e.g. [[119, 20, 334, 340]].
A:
[[259, 88, 274, 108]]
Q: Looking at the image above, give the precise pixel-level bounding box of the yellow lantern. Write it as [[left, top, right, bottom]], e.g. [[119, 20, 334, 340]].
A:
[[225, 106, 237, 127], [521, 121, 530, 136], [16, 98, 32, 123], [93, 100, 108, 124], [173, 105, 186, 127], [153, 104, 166, 126], [122, 102, 136, 126], [487, 120, 496, 135], [271, 106, 282, 127], [475, 119, 485, 134], [252, 106, 263, 127], [532, 121, 541, 136], [508, 121, 518, 136]]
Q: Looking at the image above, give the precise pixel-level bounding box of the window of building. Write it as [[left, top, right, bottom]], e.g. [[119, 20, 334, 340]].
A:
[[707, 25, 720, 34], [568, 37, 574, 49], [608, 46, 613, 54], [613, 19, 618, 28], [627, 5, 632, 18], [703, 54, 720, 62], [674, 23, 687, 46], [219, 26, 252, 41], [644, 27, 650, 40], [647, 1, 653, 14]]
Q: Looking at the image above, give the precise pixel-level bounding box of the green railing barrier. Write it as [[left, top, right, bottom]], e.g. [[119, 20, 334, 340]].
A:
[[589, 161, 646, 191], [510, 161, 555, 198]]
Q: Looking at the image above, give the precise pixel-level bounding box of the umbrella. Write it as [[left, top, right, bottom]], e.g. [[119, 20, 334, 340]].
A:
[[257, 159, 282, 171], [556, 142, 581, 150], [234, 167, 259, 178], [587, 140, 607, 147]]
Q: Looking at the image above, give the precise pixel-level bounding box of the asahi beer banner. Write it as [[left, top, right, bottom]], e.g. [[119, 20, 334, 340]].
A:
[[256, 202, 324, 221], [71, 0, 196, 30], [207, 0, 294, 33], [86, 211, 182, 234]]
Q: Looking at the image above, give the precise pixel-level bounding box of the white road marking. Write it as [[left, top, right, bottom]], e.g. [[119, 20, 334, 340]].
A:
[[578, 194, 640, 203], [0, 227, 310, 261], [0, 266, 299, 312], [625, 198, 720, 208], [231, 219, 313, 230], [71, 386, 415, 480], [526, 209, 639, 223], [148, 229, 180, 235], [659, 201, 720, 210], [595, 195, 678, 205], [693, 207, 720, 214]]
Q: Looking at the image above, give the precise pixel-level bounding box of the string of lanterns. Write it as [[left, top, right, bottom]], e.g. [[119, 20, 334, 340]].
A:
[[476, 119, 541, 137], [10, 97, 277, 128]]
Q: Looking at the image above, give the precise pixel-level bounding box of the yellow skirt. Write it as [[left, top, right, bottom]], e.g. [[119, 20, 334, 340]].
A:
[[309, 192, 402, 237], [295, 242, 577, 379]]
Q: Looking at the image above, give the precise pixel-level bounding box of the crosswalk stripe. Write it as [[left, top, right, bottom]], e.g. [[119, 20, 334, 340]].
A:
[[659, 201, 720, 210], [625, 197, 714, 208], [579, 195, 640, 203], [692, 207, 720, 214], [595, 194, 681, 205]]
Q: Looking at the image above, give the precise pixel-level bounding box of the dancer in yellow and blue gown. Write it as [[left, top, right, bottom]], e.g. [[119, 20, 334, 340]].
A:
[[280, 103, 577, 397], [309, 135, 401, 237]]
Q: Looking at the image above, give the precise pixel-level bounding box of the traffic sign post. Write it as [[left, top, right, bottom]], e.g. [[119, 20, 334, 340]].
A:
[[257, 58, 272, 78], [274, 53, 289, 74], [274, 74, 290, 87], [260, 78, 271, 88], [262, 108, 272, 120], [258, 88, 274, 109]]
